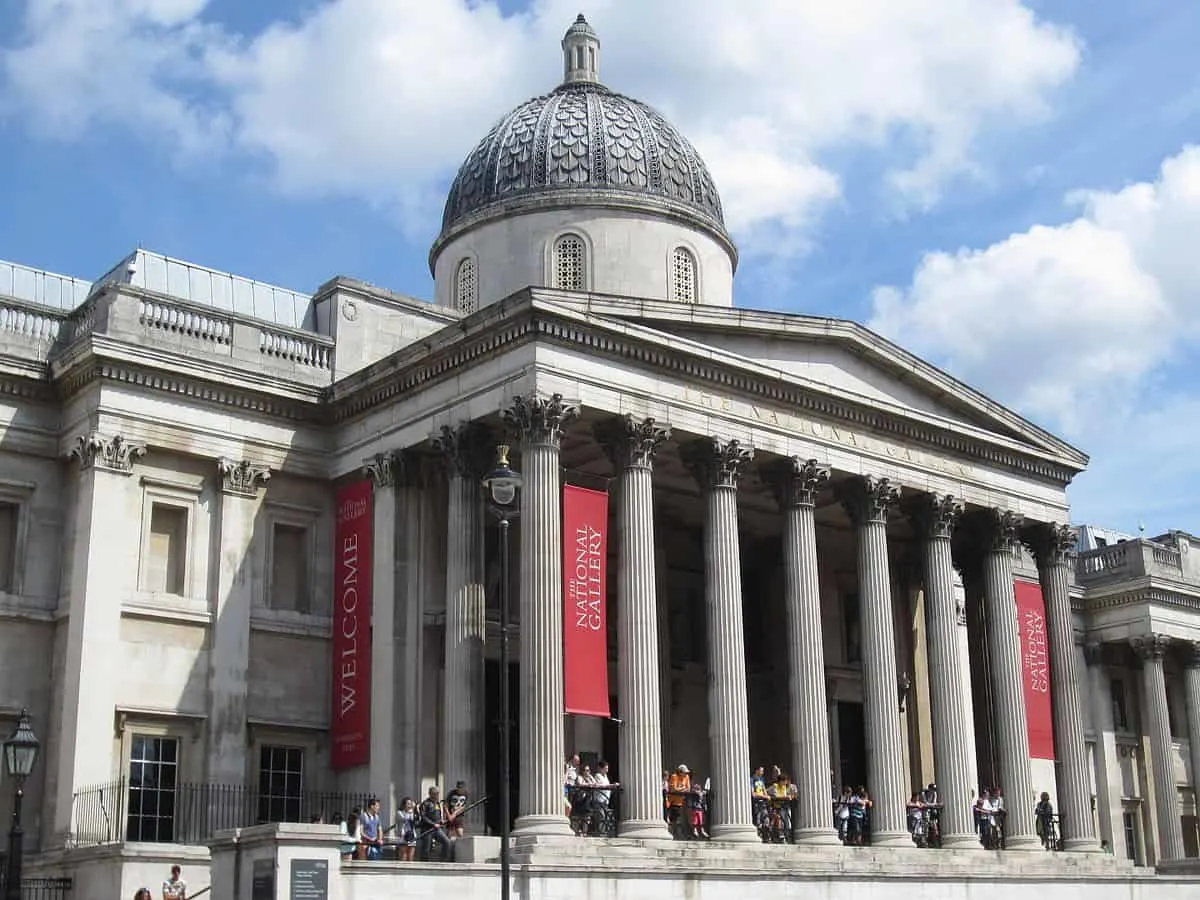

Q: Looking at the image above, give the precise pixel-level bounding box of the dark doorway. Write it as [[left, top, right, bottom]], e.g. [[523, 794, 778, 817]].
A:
[[837, 701, 866, 790], [484, 659, 519, 837]]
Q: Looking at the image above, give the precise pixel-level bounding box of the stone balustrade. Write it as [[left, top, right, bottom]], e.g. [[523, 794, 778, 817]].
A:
[[1076, 539, 1184, 584], [0, 296, 66, 361]]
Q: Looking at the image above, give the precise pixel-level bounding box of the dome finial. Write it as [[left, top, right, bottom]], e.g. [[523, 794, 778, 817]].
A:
[[562, 13, 600, 85]]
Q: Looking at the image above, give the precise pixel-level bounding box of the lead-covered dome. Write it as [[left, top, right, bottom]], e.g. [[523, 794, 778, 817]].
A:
[[432, 15, 731, 261]]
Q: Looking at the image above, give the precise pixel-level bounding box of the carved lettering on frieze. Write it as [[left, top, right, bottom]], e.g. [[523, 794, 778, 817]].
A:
[[218, 458, 272, 496], [69, 432, 147, 474], [595, 414, 671, 472]]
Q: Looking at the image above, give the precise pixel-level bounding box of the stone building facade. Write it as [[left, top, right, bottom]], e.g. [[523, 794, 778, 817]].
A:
[[0, 14, 1197, 895]]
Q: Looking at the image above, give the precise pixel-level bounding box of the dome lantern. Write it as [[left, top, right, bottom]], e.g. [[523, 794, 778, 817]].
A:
[[562, 13, 601, 85]]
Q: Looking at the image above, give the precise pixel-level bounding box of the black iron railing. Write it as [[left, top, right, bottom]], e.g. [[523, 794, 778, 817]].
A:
[[71, 779, 364, 846], [0, 871, 72, 900]]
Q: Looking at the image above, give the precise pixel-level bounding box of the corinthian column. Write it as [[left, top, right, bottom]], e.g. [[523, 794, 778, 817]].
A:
[[764, 458, 838, 845], [682, 437, 758, 842], [596, 415, 670, 839], [837, 475, 908, 846], [433, 423, 492, 805], [973, 509, 1039, 849], [907, 493, 979, 849], [1185, 643, 1200, 853], [1132, 635, 1184, 861], [1023, 522, 1097, 851], [504, 393, 578, 836]]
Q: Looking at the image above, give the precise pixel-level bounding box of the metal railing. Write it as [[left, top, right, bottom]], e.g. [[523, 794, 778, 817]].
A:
[[0, 871, 72, 900], [71, 779, 364, 847]]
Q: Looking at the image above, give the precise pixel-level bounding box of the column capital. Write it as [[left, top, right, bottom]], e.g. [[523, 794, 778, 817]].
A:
[[594, 414, 670, 471], [1082, 642, 1107, 668], [836, 475, 900, 526], [1131, 634, 1170, 662], [762, 457, 830, 510], [1181, 640, 1200, 669], [974, 508, 1025, 554], [68, 432, 146, 474], [1022, 522, 1076, 566], [217, 458, 272, 496], [503, 392, 579, 448], [906, 493, 963, 541], [682, 437, 753, 490], [363, 451, 399, 489], [432, 421, 494, 480]]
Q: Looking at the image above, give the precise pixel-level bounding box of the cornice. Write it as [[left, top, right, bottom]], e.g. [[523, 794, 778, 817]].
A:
[[1078, 585, 1200, 614]]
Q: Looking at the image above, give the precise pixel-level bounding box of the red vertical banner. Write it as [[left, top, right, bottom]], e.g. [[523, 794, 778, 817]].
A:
[[332, 480, 373, 770], [563, 485, 611, 717], [1015, 579, 1055, 760]]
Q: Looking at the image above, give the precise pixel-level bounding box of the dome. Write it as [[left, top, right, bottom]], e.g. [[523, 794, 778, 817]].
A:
[[432, 16, 732, 266]]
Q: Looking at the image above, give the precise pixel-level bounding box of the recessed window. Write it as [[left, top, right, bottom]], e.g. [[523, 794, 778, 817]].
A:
[[553, 235, 586, 291], [258, 745, 305, 824], [126, 735, 179, 842], [143, 504, 187, 595], [1110, 677, 1129, 731], [0, 502, 16, 593], [455, 257, 478, 314], [671, 247, 697, 303], [270, 523, 311, 613]]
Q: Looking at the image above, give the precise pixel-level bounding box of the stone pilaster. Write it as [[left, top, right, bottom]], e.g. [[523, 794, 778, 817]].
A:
[[1132, 634, 1184, 861], [364, 452, 399, 816], [1083, 643, 1126, 857], [596, 415, 670, 839], [504, 393, 578, 836], [907, 493, 979, 849], [974, 509, 1040, 849], [52, 433, 147, 838], [432, 424, 491, 806], [682, 437, 758, 842], [1023, 522, 1098, 852], [1184, 642, 1200, 852], [762, 458, 839, 845], [206, 457, 272, 786], [837, 475, 909, 846]]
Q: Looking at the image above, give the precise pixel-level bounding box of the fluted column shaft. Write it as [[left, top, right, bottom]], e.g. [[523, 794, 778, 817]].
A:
[[1186, 645, 1200, 849], [910, 495, 979, 848], [597, 416, 670, 839], [978, 511, 1039, 849], [505, 394, 578, 836], [684, 438, 757, 842], [767, 459, 838, 844], [1025, 523, 1097, 851], [839, 476, 908, 845], [1134, 635, 1183, 862]]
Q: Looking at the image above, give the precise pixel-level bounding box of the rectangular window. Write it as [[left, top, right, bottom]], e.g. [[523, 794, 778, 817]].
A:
[[843, 592, 861, 664], [143, 503, 188, 594], [1122, 811, 1139, 862], [126, 735, 179, 842], [0, 502, 16, 593], [1167, 688, 1180, 738], [1110, 678, 1129, 731], [257, 745, 304, 824], [270, 523, 310, 613], [1095, 537, 1108, 548]]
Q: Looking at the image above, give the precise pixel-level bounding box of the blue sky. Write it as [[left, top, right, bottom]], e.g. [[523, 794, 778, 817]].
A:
[[1, 0, 1197, 535]]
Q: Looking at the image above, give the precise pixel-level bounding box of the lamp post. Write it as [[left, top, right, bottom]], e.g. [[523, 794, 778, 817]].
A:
[[4, 709, 40, 900], [482, 445, 522, 900]]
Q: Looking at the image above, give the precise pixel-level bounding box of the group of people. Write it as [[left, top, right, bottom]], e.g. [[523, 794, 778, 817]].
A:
[[334, 782, 474, 862], [564, 753, 620, 835]]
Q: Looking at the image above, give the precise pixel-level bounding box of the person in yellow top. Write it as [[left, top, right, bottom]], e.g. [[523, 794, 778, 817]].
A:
[[767, 773, 794, 838], [667, 765, 691, 835]]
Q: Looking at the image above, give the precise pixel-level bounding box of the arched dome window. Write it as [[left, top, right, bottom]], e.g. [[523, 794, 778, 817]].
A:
[[553, 235, 586, 291], [455, 258, 478, 313], [671, 247, 697, 303]]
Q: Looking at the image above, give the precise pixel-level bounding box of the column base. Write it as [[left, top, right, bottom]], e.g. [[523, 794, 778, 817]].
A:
[[870, 830, 914, 848], [513, 814, 573, 837], [709, 823, 760, 843], [792, 827, 842, 846], [941, 832, 985, 850], [618, 818, 672, 840], [1062, 837, 1102, 853], [1003, 834, 1043, 851]]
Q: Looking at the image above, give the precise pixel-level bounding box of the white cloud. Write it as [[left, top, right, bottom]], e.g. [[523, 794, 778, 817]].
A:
[[1, 0, 1080, 246], [868, 146, 1200, 530]]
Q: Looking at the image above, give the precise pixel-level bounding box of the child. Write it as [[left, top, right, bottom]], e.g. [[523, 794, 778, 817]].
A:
[[686, 782, 708, 839]]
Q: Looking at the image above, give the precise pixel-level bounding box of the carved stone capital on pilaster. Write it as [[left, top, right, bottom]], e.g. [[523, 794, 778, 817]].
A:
[[1083, 642, 1106, 668], [68, 432, 146, 474], [1131, 634, 1170, 663], [762, 457, 830, 510], [681, 437, 754, 490], [906, 492, 963, 541], [217, 458, 272, 496], [595, 414, 670, 471], [836, 475, 900, 526], [502, 392, 579, 448], [1022, 522, 1077, 567], [1181, 640, 1200, 669], [432, 421, 494, 480], [363, 451, 399, 489], [974, 508, 1025, 554]]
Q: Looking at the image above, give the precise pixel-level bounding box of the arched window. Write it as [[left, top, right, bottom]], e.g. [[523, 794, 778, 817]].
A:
[[671, 247, 697, 303], [455, 258, 478, 314], [553, 235, 586, 291]]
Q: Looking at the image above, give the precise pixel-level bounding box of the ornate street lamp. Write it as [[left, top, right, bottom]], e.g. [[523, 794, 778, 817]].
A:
[[482, 445, 522, 900], [4, 709, 40, 900]]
